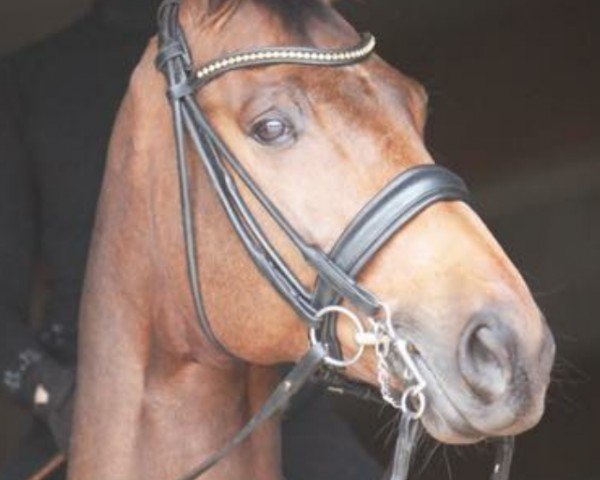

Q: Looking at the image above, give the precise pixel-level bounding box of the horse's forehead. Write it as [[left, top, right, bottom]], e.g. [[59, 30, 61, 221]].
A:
[[188, 0, 358, 56], [189, 2, 299, 51], [183, 0, 423, 157], [204, 62, 415, 142]]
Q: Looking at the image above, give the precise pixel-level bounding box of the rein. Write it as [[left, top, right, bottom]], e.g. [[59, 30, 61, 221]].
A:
[[155, 1, 514, 479]]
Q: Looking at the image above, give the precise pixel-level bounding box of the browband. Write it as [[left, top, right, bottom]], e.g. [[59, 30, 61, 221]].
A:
[[193, 33, 376, 87]]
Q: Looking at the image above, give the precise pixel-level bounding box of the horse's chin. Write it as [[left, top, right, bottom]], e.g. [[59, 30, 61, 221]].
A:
[[413, 365, 486, 445], [419, 392, 487, 445]]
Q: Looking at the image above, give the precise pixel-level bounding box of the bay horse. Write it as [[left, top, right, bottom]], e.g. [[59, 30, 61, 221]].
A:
[[68, 0, 555, 479]]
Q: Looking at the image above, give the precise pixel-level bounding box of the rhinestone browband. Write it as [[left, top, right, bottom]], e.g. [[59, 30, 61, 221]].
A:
[[193, 33, 376, 86]]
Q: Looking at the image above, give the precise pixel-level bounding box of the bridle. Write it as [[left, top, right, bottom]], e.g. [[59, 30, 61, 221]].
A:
[[155, 1, 514, 479]]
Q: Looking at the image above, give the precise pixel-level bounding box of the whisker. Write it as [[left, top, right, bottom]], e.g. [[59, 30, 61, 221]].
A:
[[415, 439, 441, 476], [443, 446, 454, 480]]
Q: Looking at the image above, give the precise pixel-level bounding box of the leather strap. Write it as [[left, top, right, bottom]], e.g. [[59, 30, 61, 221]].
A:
[[158, 0, 229, 355], [490, 437, 515, 480]]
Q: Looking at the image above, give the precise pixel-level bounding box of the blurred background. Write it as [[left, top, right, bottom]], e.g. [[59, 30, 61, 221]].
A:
[[0, 0, 598, 479]]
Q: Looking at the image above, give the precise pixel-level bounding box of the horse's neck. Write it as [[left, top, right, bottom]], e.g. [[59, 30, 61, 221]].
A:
[[71, 241, 283, 479], [137, 355, 283, 480], [72, 311, 283, 479], [144, 302, 286, 479], [69, 89, 284, 479]]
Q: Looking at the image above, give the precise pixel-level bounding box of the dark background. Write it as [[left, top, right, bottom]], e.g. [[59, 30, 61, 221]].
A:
[[1, 0, 598, 479]]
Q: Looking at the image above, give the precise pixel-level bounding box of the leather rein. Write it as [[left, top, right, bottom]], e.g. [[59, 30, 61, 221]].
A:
[[155, 1, 514, 479]]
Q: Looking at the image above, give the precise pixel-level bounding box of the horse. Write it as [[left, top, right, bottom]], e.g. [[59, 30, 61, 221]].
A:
[[68, 0, 555, 479]]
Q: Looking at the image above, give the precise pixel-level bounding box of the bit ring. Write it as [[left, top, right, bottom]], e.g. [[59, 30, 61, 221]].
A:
[[401, 386, 426, 419], [310, 305, 366, 368]]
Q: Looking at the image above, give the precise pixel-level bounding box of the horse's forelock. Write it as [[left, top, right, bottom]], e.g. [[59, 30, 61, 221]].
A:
[[200, 0, 335, 35]]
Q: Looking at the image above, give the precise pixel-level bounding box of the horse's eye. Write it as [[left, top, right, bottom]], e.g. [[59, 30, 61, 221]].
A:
[[251, 117, 295, 146]]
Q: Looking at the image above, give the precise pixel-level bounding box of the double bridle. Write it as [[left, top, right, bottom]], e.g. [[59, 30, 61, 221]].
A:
[[155, 1, 514, 479]]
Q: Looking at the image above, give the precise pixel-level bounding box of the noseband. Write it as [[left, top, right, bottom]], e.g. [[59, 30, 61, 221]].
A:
[[155, 1, 513, 479]]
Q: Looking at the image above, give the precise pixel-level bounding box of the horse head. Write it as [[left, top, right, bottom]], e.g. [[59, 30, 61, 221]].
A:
[[152, 0, 555, 443], [70, 0, 555, 478]]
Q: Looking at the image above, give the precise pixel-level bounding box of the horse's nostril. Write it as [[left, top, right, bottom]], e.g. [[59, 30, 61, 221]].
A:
[[458, 316, 516, 403]]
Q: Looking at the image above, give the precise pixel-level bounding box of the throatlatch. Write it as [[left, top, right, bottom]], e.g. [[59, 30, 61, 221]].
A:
[[155, 1, 515, 479]]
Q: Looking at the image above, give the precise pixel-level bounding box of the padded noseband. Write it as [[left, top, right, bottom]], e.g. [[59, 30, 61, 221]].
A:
[[313, 166, 469, 358]]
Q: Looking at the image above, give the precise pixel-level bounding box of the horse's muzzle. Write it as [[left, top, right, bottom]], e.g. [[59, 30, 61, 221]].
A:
[[455, 307, 555, 434]]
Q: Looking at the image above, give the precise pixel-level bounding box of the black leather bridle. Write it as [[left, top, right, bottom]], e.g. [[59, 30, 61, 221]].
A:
[[155, 1, 514, 479]]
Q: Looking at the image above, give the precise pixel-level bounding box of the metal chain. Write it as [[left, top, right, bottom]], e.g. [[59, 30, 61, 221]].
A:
[[372, 319, 404, 409], [369, 304, 427, 419]]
